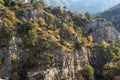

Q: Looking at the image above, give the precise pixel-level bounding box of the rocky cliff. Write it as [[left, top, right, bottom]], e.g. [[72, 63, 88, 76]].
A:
[[0, 2, 120, 80], [101, 3, 120, 32], [84, 18, 120, 43]]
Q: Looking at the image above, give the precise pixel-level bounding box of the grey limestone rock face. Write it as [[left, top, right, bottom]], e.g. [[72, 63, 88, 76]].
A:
[[27, 47, 89, 80], [0, 37, 25, 79], [85, 18, 120, 43]]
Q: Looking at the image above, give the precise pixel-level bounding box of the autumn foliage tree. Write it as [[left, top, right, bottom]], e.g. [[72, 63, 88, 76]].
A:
[[83, 37, 89, 46], [82, 35, 93, 46], [88, 35, 93, 42]]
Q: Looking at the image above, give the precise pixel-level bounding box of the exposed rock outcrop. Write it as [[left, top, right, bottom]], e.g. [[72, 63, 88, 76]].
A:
[[27, 45, 89, 80], [85, 18, 120, 43]]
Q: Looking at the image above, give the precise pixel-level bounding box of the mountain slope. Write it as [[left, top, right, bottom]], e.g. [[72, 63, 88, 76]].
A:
[[101, 3, 120, 31], [1, 2, 120, 80], [44, 0, 120, 13]]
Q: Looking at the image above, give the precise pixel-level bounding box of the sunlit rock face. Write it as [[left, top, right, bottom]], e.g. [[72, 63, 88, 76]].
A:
[[27, 47, 89, 80], [85, 18, 120, 43]]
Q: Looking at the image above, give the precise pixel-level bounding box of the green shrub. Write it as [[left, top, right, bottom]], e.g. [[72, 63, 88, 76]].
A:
[[117, 61, 120, 69], [114, 47, 120, 56], [60, 39, 66, 46], [19, 22, 38, 46], [11, 53, 19, 64], [45, 12, 54, 20], [23, 29, 38, 46], [19, 22, 35, 34], [33, 1, 44, 9], [17, 10, 27, 17], [39, 0, 45, 6], [44, 53, 54, 64], [82, 64, 94, 80], [4, 0, 11, 6], [13, 5, 19, 10], [102, 46, 116, 62], [103, 64, 110, 70], [75, 27, 83, 37], [0, 26, 14, 46], [41, 42, 50, 49], [69, 21, 74, 27], [1, 26, 13, 39], [116, 61, 120, 75], [85, 12, 92, 21], [28, 58, 36, 68]]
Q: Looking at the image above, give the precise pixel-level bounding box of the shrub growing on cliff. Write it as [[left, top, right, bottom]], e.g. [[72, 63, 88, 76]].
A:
[[44, 53, 54, 64], [19, 22, 35, 34], [41, 42, 50, 49], [38, 0, 45, 6], [11, 72, 21, 80], [60, 39, 66, 46], [85, 12, 92, 21], [0, 26, 13, 46], [117, 61, 120, 70], [23, 29, 38, 46], [1, 26, 13, 39], [82, 64, 94, 80], [34, 2, 42, 9], [11, 53, 19, 63], [45, 12, 55, 20], [28, 58, 37, 68], [75, 27, 83, 37], [33, 0, 45, 9], [19, 22, 38, 46], [4, 0, 11, 6], [38, 18, 46, 27]]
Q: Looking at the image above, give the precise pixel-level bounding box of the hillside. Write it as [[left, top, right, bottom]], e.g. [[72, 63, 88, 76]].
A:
[[0, 1, 120, 80], [101, 4, 120, 31]]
